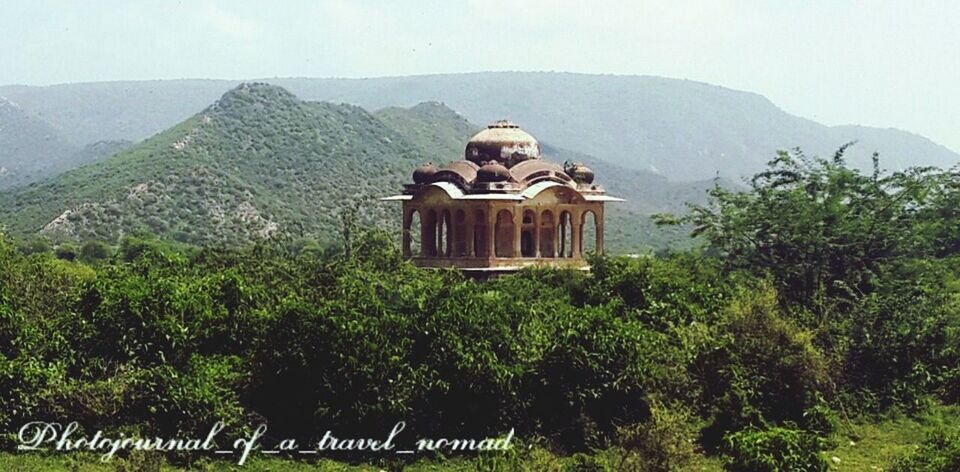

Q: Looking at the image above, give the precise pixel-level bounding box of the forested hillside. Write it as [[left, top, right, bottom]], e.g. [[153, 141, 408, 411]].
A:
[[0, 84, 425, 247], [0, 85, 712, 252]]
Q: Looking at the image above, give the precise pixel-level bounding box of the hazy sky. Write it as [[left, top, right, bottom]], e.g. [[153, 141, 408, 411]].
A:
[[1, 0, 957, 151]]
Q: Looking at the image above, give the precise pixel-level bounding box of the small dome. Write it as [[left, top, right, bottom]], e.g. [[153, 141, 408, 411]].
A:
[[432, 160, 479, 187], [465, 120, 540, 168], [477, 161, 511, 182], [413, 162, 437, 184], [565, 162, 595, 184]]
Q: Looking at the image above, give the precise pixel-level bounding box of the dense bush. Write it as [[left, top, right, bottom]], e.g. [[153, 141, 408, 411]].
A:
[[610, 396, 699, 471], [723, 426, 829, 472], [2, 150, 960, 467], [698, 286, 829, 448], [889, 426, 960, 472]]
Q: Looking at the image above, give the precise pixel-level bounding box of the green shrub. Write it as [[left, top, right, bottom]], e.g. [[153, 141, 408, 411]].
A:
[[800, 402, 839, 440], [53, 243, 79, 261], [699, 286, 829, 447], [79, 240, 113, 263], [889, 427, 960, 472], [844, 274, 960, 411], [723, 426, 829, 472], [612, 397, 699, 471]]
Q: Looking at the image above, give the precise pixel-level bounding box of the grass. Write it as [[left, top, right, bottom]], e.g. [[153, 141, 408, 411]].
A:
[[824, 404, 960, 471]]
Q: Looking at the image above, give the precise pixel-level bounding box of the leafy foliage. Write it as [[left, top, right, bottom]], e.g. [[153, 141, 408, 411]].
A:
[[889, 425, 960, 472], [1, 144, 959, 470], [723, 426, 829, 472]]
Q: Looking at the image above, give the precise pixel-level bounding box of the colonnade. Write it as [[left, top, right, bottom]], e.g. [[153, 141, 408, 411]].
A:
[[401, 205, 604, 260]]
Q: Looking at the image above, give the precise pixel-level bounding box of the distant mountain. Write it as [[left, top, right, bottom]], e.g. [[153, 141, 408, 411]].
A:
[[373, 100, 719, 213], [0, 85, 709, 252], [2, 72, 955, 181], [0, 96, 79, 189], [0, 80, 234, 146], [273, 73, 959, 179], [70, 139, 135, 167]]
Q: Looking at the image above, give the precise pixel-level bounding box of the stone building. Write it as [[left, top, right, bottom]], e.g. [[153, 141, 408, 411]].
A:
[[383, 120, 622, 274]]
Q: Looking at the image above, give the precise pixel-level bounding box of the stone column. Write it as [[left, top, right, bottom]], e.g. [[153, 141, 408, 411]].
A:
[[402, 207, 413, 257], [445, 211, 453, 257], [486, 208, 496, 259], [465, 209, 475, 257], [421, 209, 432, 256], [571, 210, 582, 259], [596, 207, 604, 255], [533, 210, 541, 258], [512, 209, 522, 258], [555, 212, 562, 258]]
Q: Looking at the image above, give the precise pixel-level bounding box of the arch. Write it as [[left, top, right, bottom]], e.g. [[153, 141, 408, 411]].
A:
[[435, 210, 445, 257], [473, 209, 488, 257], [423, 209, 438, 256], [521, 209, 536, 257], [453, 209, 467, 256], [404, 209, 422, 257], [581, 210, 597, 255], [559, 210, 573, 258], [495, 209, 514, 258], [539, 210, 555, 258], [437, 209, 453, 257]]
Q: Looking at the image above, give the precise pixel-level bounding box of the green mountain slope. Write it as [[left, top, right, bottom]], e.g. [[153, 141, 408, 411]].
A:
[[0, 96, 80, 189], [1, 73, 955, 181], [0, 87, 712, 252], [0, 84, 424, 246], [374, 101, 477, 158]]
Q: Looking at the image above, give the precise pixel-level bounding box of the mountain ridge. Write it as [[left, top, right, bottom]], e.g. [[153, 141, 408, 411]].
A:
[[1, 72, 954, 182], [0, 95, 80, 188]]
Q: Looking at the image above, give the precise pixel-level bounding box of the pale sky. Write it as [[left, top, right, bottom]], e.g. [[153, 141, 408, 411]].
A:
[[1, 0, 958, 151]]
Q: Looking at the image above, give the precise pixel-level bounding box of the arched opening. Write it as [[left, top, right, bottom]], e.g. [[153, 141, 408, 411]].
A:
[[453, 209, 467, 256], [474, 210, 488, 257], [559, 210, 573, 258], [521, 209, 536, 257], [423, 209, 438, 256], [434, 210, 447, 257], [581, 210, 597, 255], [405, 209, 422, 256], [540, 210, 555, 258], [495, 209, 514, 258]]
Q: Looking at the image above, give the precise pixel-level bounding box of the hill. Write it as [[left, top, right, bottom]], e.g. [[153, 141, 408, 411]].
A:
[[0, 84, 425, 247], [0, 96, 80, 189], [1, 73, 955, 181], [0, 86, 709, 252]]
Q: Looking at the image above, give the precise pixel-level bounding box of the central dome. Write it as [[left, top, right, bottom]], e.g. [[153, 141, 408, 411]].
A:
[[465, 120, 540, 168]]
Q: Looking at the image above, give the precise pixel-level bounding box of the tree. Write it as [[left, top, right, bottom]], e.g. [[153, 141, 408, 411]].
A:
[[660, 146, 947, 311]]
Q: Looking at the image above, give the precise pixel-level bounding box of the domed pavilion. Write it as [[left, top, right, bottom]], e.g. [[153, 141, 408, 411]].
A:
[[382, 120, 623, 274]]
